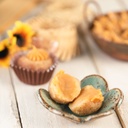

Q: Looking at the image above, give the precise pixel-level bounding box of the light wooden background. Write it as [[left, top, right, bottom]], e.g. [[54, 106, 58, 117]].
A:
[[0, 0, 128, 128], [0, 0, 43, 34]]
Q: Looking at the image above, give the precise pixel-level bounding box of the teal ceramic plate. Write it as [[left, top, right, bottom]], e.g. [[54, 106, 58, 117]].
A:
[[38, 74, 124, 123]]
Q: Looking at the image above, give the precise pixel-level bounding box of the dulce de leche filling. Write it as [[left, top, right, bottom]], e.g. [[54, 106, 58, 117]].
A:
[[72, 85, 104, 107], [26, 47, 49, 61], [82, 85, 104, 103]]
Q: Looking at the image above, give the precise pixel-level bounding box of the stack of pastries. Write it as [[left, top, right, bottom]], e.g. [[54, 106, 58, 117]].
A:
[[27, 0, 89, 61]]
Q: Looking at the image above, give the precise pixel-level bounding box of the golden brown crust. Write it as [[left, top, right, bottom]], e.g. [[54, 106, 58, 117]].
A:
[[17, 48, 53, 71], [49, 71, 81, 104]]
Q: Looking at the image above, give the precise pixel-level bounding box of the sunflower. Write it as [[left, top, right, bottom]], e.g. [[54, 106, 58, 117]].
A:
[[7, 21, 35, 51], [0, 39, 11, 67]]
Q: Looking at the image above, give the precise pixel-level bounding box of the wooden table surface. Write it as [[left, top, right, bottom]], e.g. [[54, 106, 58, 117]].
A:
[[0, 0, 43, 34], [0, 0, 128, 128]]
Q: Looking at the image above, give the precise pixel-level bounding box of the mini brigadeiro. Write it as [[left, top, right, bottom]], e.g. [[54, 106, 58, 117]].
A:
[[10, 46, 57, 85]]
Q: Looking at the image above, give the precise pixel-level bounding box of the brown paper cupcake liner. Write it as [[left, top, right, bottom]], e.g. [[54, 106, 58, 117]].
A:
[[10, 51, 57, 85]]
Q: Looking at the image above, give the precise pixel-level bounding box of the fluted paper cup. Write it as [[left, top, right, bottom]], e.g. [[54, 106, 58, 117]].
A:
[[10, 51, 57, 85]]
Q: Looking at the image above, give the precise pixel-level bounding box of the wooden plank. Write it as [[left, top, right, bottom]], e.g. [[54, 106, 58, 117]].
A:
[[87, 33, 128, 128], [0, 68, 21, 128], [0, 0, 43, 34], [11, 41, 121, 128], [9, 0, 124, 127], [85, 0, 128, 127], [118, 0, 128, 10]]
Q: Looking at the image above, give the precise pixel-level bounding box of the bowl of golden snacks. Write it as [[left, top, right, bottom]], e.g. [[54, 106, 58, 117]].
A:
[[38, 71, 123, 123], [85, 0, 128, 61]]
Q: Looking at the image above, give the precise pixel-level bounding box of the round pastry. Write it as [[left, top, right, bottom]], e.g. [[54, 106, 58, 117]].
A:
[[10, 46, 57, 85], [17, 47, 52, 71], [69, 85, 104, 116], [49, 70, 81, 104]]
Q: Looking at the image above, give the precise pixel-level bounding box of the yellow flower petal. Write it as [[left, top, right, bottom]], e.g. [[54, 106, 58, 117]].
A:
[[0, 43, 5, 51], [7, 21, 35, 54], [15, 21, 22, 27], [11, 37, 17, 46], [7, 30, 13, 37], [0, 39, 10, 68], [0, 56, 10, 67]]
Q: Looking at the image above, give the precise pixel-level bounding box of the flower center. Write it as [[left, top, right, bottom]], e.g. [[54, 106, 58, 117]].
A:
[[14, 34, 24, 47], [0, 47, 9, 58]]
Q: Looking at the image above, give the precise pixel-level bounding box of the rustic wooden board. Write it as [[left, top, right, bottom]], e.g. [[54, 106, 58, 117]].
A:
[[0, 0, 42, 34], [0, 0, 128, 128], [10, 0, 126, 127], [0, 68, 21, 128], [11, 40, 121, 128]]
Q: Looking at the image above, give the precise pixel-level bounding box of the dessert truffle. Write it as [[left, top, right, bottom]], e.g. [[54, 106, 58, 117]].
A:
[[11, 46, 57, 85]]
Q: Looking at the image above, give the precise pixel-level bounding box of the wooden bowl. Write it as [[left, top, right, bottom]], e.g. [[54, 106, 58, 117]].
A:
[[85, 0, 128, 61]]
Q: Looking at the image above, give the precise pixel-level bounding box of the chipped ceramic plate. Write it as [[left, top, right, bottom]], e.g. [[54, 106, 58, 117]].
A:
[[38, 74, 124, 123]]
